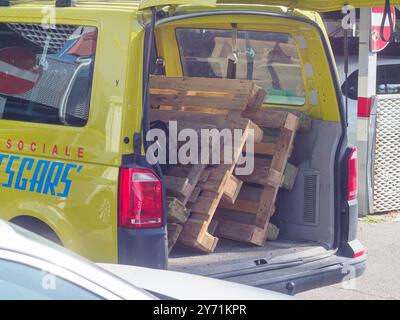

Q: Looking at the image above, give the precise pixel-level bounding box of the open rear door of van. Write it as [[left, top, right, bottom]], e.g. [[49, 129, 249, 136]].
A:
[[139, 0, 217, 9], [140, 0, 400, 11], [216, 0, 400, 11], [138, 0, 394, 294]]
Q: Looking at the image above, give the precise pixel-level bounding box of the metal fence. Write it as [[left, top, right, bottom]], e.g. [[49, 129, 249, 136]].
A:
[[371, 94, 400, 213]]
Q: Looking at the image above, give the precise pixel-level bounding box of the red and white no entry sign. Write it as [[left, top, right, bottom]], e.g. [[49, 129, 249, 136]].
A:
[[371, 6, 396, 53], [0, 47, 42, 95]]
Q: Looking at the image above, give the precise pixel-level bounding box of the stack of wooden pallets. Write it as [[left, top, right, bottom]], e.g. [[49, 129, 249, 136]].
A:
[[149, 75, 309, 254]]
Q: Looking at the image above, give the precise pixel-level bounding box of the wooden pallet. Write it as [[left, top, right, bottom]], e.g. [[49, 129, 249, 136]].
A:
[[178, 118, 262, 253], [150, 75, 265, 113], [215, 112, 299, 246]]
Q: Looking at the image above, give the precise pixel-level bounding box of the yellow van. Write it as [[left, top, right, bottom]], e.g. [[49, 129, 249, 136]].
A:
[[0, 0, 391, 294]]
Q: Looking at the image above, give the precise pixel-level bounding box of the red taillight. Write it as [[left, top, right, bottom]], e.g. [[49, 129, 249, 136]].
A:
[[353, 250, 366, 259], [118, 168, 163, 229], [348, 148, 358, 201]]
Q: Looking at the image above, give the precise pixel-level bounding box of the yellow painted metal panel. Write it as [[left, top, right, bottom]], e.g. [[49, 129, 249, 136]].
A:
[[0, 153, 119, 262], [139, 0, 216, 10], [216, 0, 400, 12], [0, 8, 144, 262]]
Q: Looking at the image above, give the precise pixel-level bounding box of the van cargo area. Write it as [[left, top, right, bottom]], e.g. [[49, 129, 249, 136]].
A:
[[169, 238, 328, 275], [162, 114, 340, 279], [150, 15, 343, 282], [146, 13, 345, 282]]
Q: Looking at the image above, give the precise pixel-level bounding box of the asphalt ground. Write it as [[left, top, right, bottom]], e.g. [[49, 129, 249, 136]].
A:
[[298, 212, 400, 300]]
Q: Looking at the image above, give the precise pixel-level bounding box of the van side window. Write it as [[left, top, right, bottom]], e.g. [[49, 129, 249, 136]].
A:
[[0, 23, 97, 127], [175, 28, 306, 106]]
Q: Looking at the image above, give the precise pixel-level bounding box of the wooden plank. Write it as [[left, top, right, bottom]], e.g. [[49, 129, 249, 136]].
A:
[[238, 158, 282, 187], [164, 176, 191, 198], [275, 108, 312, 133], [215, 218, 272, 246], [167, 223, 183, 253], [199, 232, 219, 253], [199, 180, 221, 193], [282, 163, 298, 190], [167, 197, 190, 225], [179, 218, 205, 243], [255, 185, 277, 228], [150, 111, 263, 143], [165, 165, 207, 205], [200, 170, 210, 183], [151, 93, 248, 110], [156, 105, 229, 115], [150, 109, 229, 128], [199, 175, 243, 203], [150, 76, 259, 111], [181, 164, 207, 205], [242, 108, 309, 132], [167, 120, 217, 134], [255, 113, 299, 228], [221, 175, 243, 204], [244, 142, 277, 156], [178, 218, 219, 253], [206, 167, 228, 182], [238, 158, 272, 186], [246, 85, 266, 109], [248, 120, 265, 143], [224, 117, 264, 143], [215, 219, 257, 244], [242, 107, 288, 129], [188, 187, 202, 204], [218, 199, 260, 214], [150, 76, 255, 95], [189, 194, 219, 216]]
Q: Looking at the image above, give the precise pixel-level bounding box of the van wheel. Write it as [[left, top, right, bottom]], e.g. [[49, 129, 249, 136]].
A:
[[10, 216, 63, 246]]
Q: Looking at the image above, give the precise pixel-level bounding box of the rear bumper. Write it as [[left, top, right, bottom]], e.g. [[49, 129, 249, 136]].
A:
[[117, 227, 168, 269], [221, 253, 367, 295]]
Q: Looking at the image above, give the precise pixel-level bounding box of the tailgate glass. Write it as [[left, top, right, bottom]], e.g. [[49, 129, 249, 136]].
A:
[[176, 28, 306, 106]]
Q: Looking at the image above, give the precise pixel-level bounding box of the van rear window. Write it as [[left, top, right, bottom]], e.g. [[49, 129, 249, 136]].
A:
[[0, 23, 97, 127], [176, 28, 306, 106]]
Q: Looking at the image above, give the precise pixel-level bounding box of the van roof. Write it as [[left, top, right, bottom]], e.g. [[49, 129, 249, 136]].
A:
[[7, 0, 400, 12], [4, 0, 304, 11], [4, 0, 304, 16], [7, 0, 142, 10]]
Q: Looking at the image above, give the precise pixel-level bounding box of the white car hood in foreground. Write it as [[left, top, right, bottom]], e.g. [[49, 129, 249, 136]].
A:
[[98, 264, 292, 300]]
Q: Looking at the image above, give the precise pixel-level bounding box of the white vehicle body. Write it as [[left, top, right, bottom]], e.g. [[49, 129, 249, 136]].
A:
[[0, 219, 291, 300]]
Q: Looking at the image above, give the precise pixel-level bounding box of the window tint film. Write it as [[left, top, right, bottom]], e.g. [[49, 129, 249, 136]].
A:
[[176, 28, 306, 106], [0, 23, 97, 126]]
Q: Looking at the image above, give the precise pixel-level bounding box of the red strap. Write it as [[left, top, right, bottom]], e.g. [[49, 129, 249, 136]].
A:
[[357, 97, 373, 118]]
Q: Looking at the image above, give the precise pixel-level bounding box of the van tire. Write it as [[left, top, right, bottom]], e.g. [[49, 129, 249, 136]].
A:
[[10, 216, 63, 246]]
